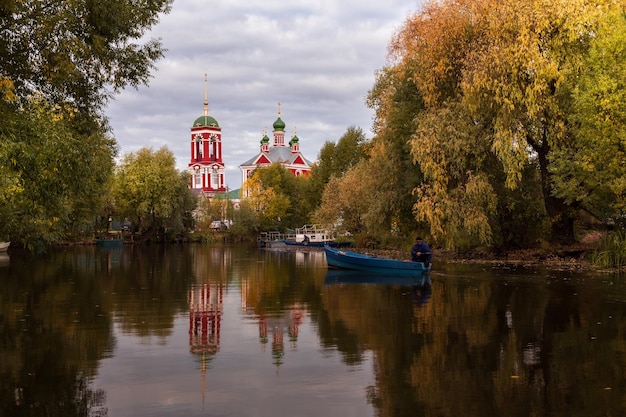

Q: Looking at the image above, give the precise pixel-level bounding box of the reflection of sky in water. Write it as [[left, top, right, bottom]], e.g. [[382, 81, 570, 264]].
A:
[[93, 286, 375, 417]]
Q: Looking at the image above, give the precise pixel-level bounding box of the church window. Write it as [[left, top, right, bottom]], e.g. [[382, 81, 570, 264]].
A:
[[211, 167, 219, 188]]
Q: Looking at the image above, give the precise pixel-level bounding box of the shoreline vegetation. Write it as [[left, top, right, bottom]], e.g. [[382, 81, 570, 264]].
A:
[[360, 242, 604, 272], [38, 229, 620, 273], [338, 230, 622, 272]]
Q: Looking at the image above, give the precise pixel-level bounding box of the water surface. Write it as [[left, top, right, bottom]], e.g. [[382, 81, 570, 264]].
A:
[[1, 244, 625, 416]]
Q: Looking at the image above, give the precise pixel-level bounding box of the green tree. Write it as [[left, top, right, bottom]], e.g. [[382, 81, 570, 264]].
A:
[[0, 0, 172, 248], [1, 0, 172, 113], [230, 199, 260, 237], [552, 10, 626, 227], [112, 147, 196, 238], [0, 98, 116, 247], [309, 126, 368, 204], [366, 67, 427, 238]]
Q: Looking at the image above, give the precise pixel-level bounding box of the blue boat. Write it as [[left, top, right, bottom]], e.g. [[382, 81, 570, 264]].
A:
[[324, 245, 431, 276]]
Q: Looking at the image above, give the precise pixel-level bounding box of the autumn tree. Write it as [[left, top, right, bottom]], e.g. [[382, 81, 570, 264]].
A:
[[312, 161, 374, 236], [243, 164, 311, 231], [195, 197, 225, 230], [384, 0, 617, 249]]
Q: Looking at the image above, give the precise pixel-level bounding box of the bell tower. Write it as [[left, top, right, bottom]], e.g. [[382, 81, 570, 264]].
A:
[[188, 74, 225, 196]]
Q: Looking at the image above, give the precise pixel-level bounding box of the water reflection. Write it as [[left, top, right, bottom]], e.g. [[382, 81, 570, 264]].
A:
[[0, 252, 9, 267], [189, 283, 222, 355], [1, 246, 626, 416]]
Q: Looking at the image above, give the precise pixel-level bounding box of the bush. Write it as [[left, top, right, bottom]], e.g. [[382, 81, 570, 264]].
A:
[[592, 230, 626, 270]]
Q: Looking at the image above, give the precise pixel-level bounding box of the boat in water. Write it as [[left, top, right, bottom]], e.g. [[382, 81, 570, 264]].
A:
[[96, 238, 124, 247], [324, 245, 431, 276], [257, 231, 288, 248], [283, 225, 351, 247]]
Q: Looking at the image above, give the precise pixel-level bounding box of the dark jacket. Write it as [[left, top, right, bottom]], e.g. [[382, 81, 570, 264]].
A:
[[411, 241, 432, 263]]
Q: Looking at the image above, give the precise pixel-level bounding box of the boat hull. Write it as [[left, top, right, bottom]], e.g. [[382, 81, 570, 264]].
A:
[[324, 245, 431, 276], [96, 238, 124, 247], [0, 241, 9, 252]]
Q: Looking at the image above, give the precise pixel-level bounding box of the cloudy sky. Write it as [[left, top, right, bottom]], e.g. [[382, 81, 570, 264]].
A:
[[106, 0, 422, 190]]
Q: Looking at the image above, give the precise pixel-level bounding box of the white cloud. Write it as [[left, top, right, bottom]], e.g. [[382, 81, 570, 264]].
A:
[[106, 0, 421, 189]]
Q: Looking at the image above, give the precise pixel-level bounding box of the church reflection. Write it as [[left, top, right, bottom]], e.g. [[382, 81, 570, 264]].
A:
[[186, 261, 306, 377], [188, 283, 223, 355], [256, 304, 305, 369], [188, 281, 224, 403]]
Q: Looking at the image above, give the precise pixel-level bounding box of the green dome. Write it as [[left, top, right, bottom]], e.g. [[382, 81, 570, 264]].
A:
[[260, 134, 270, 144], [289, 134, 299, 146], [273, 117, 285, 131], [192, 115, 219, 128]]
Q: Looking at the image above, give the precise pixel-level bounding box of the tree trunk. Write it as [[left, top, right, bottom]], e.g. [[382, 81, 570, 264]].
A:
[[535, 136, 575, 243]]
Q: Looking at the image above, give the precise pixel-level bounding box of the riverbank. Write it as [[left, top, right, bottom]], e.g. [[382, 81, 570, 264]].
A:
[[358, 241, 603, 272]]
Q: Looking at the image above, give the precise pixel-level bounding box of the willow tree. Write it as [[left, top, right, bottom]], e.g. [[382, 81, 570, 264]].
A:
[[384, 0, 507, 249], [388, 0, 616, 248]]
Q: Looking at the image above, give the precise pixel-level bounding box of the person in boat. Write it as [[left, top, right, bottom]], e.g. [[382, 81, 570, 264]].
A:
[[411, 237, 432, 266]]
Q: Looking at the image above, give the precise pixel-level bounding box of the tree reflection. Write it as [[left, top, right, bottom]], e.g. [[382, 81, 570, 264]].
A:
[[3, 247, 626, 416], [0, 249, 110, 416]]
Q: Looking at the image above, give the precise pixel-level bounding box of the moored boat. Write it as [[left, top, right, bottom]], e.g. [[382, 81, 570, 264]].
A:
[[257, 231, 287, 248], [324, 245, 431, 276], [96, 238, 124, 247], [283, 224, 351, 247]]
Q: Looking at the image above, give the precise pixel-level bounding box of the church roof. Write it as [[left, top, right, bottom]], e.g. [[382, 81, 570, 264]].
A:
[[192, 115, 219, 128], [240, 145, 314, 167]]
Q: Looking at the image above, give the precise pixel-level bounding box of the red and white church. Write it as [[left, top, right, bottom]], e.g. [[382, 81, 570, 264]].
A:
[[187, 78, 226, 197], [239, 102, 314, 188], [188, 78, 314, 198]]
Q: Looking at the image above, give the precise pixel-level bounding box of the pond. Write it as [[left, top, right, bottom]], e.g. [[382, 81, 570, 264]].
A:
[[0, 244, 625, 417]]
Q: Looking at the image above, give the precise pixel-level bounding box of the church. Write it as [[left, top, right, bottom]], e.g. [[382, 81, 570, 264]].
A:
[[187, 77, 314, 199], [239, 103, 314, 189], [187, 77, 226, 198]]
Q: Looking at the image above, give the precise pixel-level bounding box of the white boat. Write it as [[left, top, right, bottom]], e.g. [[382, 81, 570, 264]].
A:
[[0, 241, 10, 252], [283, 225, 351, 247]]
